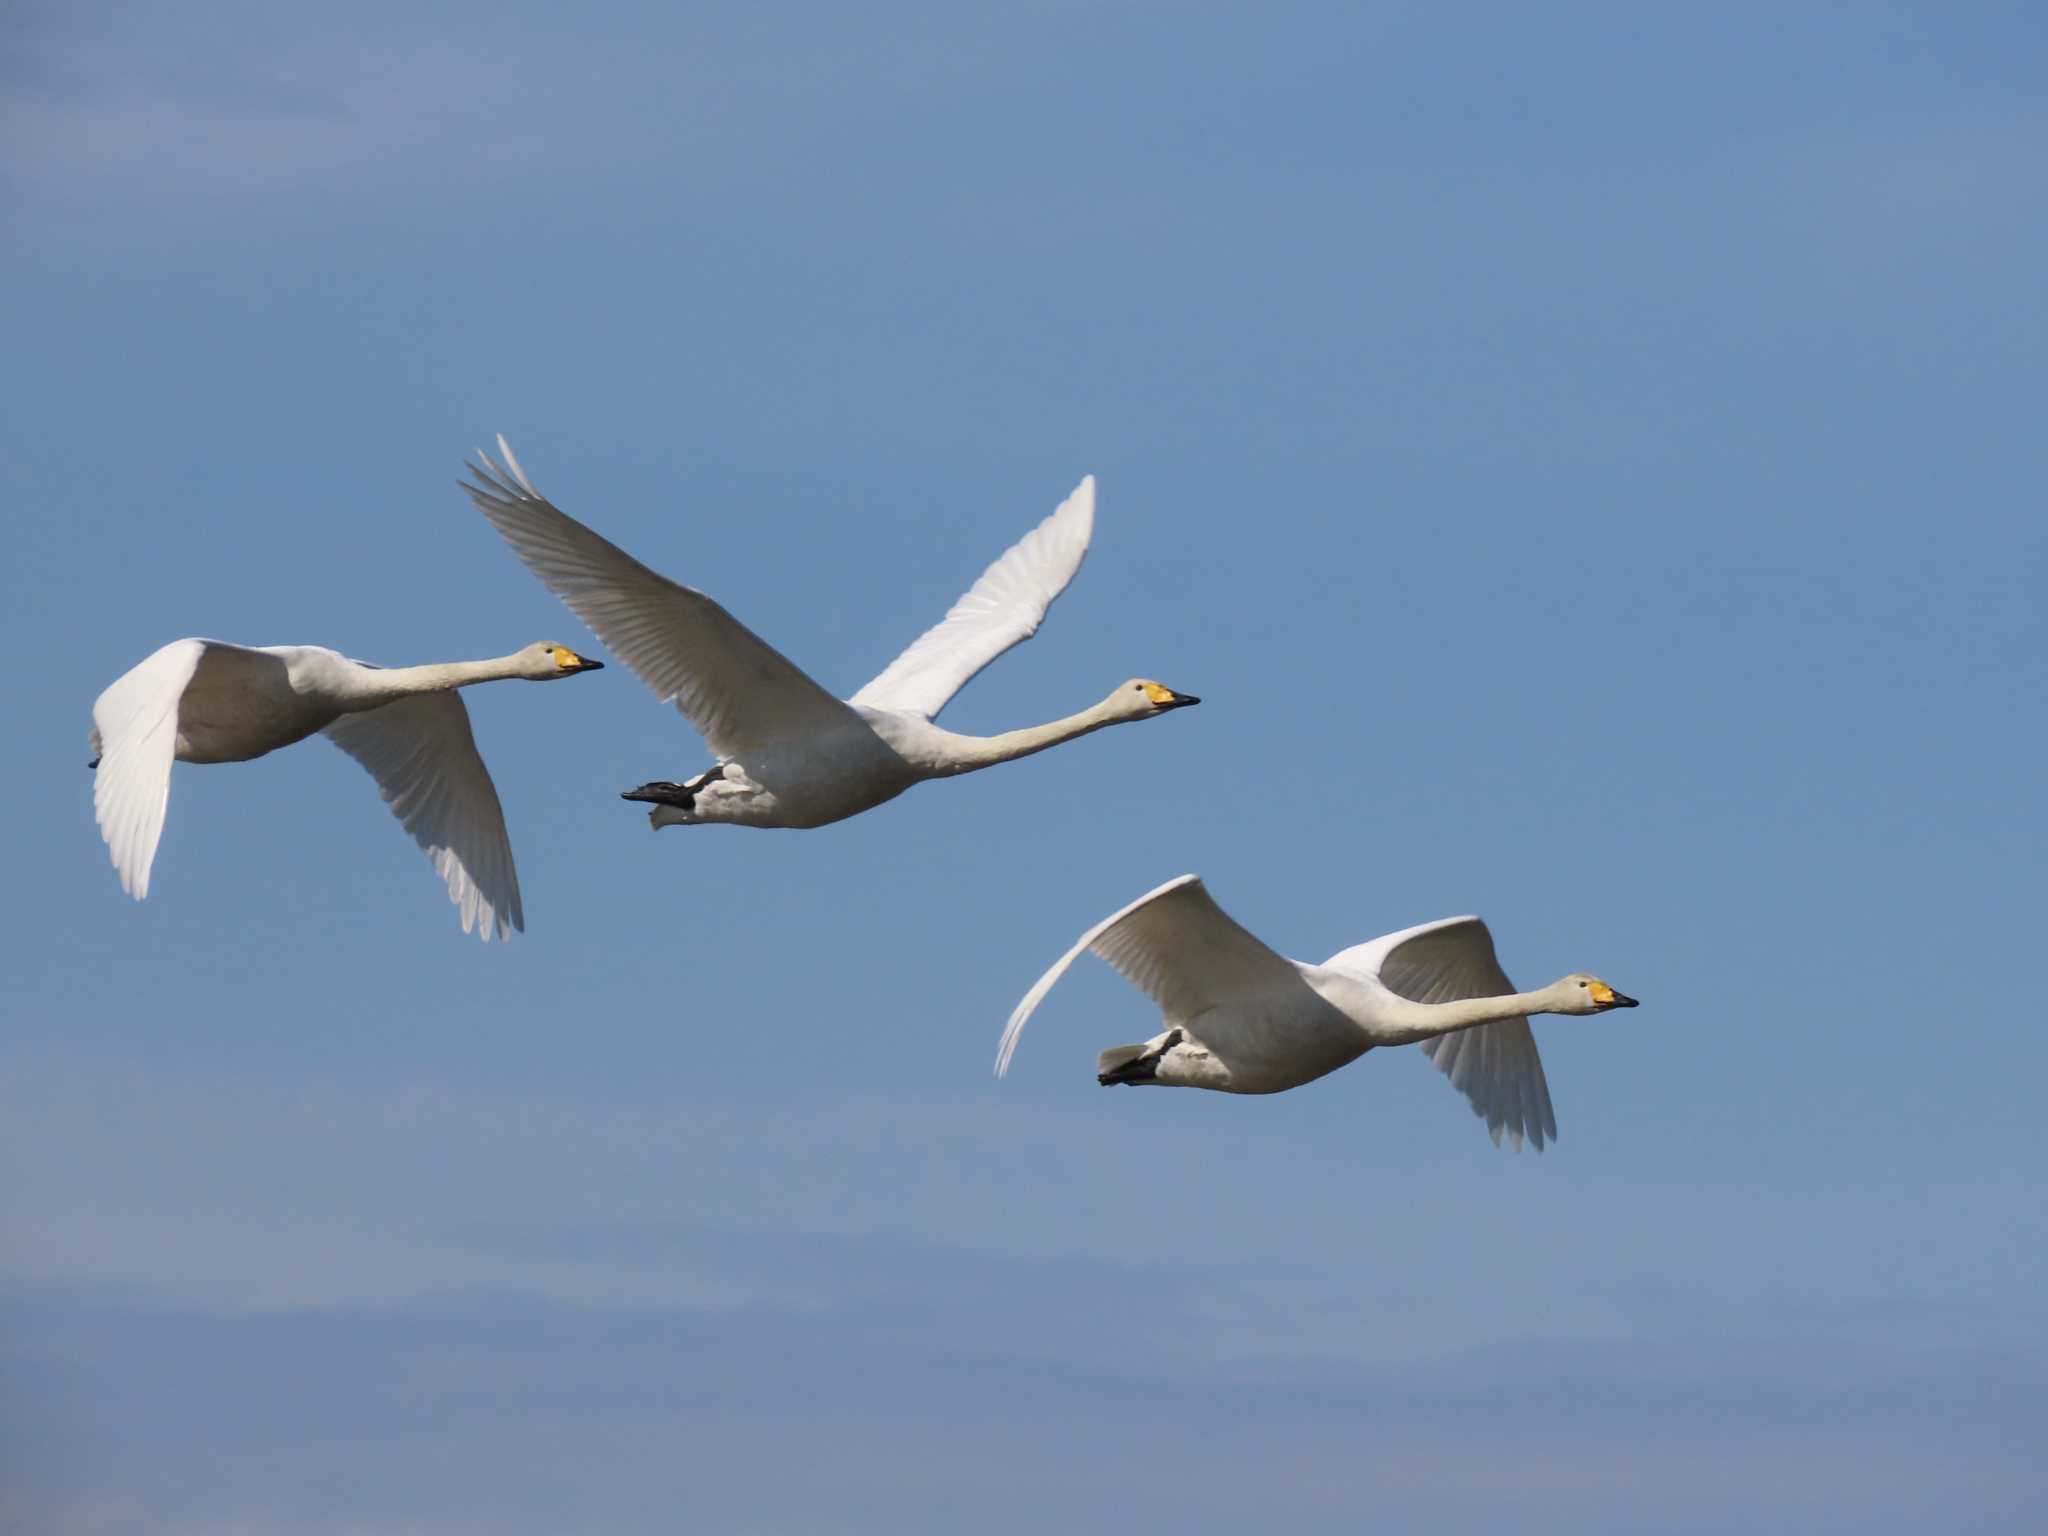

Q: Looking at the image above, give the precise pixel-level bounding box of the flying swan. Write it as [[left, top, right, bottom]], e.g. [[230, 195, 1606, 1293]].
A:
[[459, 440, 1200, 830], [89, 638, 605, 938], [995, 874, 1640, 1150]]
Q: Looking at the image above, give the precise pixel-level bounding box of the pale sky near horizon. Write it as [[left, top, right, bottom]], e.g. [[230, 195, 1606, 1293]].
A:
[[4, 3, 2046, 1532]]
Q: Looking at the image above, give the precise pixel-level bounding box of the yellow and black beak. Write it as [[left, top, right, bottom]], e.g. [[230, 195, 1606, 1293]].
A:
[[1143, 684, 1200, 710], [554, 648, 605, 673], [1589, 982, 1639, 1010]]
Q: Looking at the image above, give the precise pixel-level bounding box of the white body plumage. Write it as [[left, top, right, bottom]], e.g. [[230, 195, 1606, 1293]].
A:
[[461, 441, 1199, 831], [88, 637, 602, 938], [997, 875, 1640, 1150]]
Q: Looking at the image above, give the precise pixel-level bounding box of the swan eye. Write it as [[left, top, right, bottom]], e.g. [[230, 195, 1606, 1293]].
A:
[[1578, 981, 1588, 988]]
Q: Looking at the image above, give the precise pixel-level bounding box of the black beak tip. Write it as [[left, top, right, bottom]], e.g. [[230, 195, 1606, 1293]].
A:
[[1610, 992, 1640, 1009], [1173, 692, 1201, 708], [580, 658, 605, 672]]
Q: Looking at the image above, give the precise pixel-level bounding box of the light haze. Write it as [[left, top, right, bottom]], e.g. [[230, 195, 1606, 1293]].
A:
[[3, 3, 2044, 1532]]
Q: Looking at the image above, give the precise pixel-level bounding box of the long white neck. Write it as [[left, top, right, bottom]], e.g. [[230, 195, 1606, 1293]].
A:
[[932, 694, 1133, 774], [1341, 977, 1576, 1047], [342, 654, 532, 712]]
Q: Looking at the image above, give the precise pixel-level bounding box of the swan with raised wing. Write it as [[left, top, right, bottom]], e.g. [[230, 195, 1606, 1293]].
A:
[[89, 638, 604, 938], [460, 440, 1199, 831], [995, 874, 1640, 1150]]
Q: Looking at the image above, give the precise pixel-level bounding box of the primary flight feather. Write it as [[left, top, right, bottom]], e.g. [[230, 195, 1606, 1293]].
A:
[[997, 874, 1641, 1150], [461, 439, 1200, 830], [89, 637, 603, 938]]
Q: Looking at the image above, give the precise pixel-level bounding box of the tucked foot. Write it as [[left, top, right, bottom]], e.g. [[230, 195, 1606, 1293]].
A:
[[621, 780, 694, 808], [1097, 1029, 1184, 1086], [621, 765, 726, 812]]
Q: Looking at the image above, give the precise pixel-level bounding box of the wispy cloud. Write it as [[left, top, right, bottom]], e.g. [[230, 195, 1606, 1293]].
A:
[[5, 1043, 2042, 1358], [3, 12, 660, 209], [0, 3, 1089, 219], [5, 1282, 2041, 1535]]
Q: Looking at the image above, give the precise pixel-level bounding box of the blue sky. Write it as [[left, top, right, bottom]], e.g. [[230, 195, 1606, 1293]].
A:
[[4, 3, 2045, 1531]]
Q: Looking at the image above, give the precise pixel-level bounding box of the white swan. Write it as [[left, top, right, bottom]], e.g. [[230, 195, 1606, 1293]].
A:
[[995, 874, 1640, 1150], [89, 638, 604, 938], [459, 439, 1200, 830]]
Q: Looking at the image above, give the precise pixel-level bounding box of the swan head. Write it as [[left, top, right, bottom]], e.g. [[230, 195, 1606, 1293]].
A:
[[516, 641, 606, 681], [1110, 678, 1202, 720], [1553, 973, 1640, 1015]]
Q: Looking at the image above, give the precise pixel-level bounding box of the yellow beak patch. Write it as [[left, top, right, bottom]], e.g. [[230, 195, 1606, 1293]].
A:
[[553, 647, 582, 668], [1587, 981, 1617, 1005], [1143, 683, 1177, 705]]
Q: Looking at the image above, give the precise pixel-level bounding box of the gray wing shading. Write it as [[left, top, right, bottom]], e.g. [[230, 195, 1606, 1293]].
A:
[[996, 874, 1303, 1076], [323, 693, 523, 941], [461, 438, 860, 761], [850, 476, 1094, 721], [1326, 916, 1557, 1151]]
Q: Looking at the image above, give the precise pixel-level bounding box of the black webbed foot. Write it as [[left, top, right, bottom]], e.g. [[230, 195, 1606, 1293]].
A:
[[621, 781, 690, 806], [621, 766, 726, 809], [1097, 1029, 1185, 1086]]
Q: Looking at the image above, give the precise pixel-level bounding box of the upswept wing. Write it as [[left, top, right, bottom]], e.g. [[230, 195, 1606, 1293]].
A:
[[461, 438, 858, 760], [995, 874, 1301, 1076], [851, 476, 1094, 721], [1325, 916, 1557, 1151], [323, 691, 523, 942], [92, 640, 289, 900], [91, 639, 209, 899]]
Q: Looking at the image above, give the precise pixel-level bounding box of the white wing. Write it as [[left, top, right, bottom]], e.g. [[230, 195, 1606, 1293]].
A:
[[323, 693, 524, 942], [995, 874, 1302, 1076], [91, 639, 207, 899], [1327, 916, 1557, 1151], [461, 439, 860, 761], [851, 476, 1094, 721]]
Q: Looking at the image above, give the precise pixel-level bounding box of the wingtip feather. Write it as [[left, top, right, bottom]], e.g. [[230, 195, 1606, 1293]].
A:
[[494, 433, 535, 495]]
